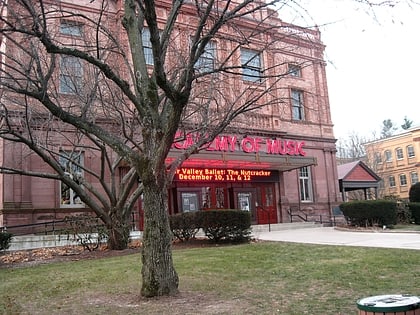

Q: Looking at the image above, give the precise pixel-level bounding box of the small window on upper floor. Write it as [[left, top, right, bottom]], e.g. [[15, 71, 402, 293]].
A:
[[59, 56, 83, 94], [288, 63, 302, 77], [142, 28, 154, 66], [195, 41, 216, 73], [384, 150, 392, 162], [60, 21, 83, 36], [241, 48, 261, 82], [407, 145, 415, 158], [291, 89, 305, 121], [410, 172, 419, 184], [389, 175, 396, 187], [374, 152, 382, 164], [396, 147, 403, 160], [399, 173, 407, 186]]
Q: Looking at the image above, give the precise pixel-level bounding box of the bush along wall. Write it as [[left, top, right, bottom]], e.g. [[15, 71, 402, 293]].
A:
[[170, 209, 251, 243], [339, 200, 397, 227], [408, 202, 420, 224], [170, 212, 201, 242], [0, 231, 13, 251]]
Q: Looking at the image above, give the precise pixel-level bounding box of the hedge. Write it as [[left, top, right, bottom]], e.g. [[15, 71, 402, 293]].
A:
[[170, 211, 200, 242], [339, 200, 397, 227], [170, 209, 251, 243]]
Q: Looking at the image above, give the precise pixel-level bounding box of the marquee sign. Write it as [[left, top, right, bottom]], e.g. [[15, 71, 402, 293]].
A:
[[172, 132, 306, 156], [175, 168, 279, 182]]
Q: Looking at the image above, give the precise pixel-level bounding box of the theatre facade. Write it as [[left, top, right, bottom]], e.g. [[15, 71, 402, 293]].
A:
[[0, 0, 341, 230], [151, 130, 340, 227]]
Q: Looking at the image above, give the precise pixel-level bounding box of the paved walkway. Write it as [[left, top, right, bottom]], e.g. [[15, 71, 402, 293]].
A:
[[255, 227, 420, 250]]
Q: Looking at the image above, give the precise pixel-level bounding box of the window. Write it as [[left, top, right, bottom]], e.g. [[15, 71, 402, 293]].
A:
[[142, 28, 154, 65], [389, 175, 396, 188], [60, 21, 82, 36], [181, 192, 199, 212], [374, 152, 382, 164], [59, 151, 84, 207], [291, 89, 304, 121], [241, 48, 261, 82], [407, 145, 415, 158], [399, 173, 407, 186], [411, 172, 419, 184], [396, 148, 403, 160], [59, 56, 83, 94], [288, 63, 301, 77], [195, 41, 216, 73], [384, 150, 392, 162], [299, 166, 313, 201]]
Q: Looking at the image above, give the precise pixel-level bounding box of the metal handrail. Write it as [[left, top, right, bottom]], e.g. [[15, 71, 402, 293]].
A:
[[287, 208, 346, 226]]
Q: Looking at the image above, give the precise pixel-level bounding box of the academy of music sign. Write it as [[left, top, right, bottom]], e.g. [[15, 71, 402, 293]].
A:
[[172, 133, 306, 156]]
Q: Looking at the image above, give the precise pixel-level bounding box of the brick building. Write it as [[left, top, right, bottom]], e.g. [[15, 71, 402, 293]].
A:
[[364, 127, 420, 200], [0, 0, 340, 229]]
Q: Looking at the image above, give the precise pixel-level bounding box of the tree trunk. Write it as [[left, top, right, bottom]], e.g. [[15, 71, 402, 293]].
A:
[[140, 174, 179, 297], [107, 222, 130, 250]]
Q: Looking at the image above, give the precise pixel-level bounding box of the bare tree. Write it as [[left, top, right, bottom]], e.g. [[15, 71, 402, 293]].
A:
[[0, 0, 330, 297], [0, 108, 142, 249], [336, 132, 368, 162]]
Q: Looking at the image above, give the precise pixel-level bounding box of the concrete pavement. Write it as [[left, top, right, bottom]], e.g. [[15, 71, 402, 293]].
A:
[[255, 227, 420, 250]]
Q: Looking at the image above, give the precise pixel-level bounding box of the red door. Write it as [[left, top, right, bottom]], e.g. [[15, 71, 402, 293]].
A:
[[257, 184, 277, 224]]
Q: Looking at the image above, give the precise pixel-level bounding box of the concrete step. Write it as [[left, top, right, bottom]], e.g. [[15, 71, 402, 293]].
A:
[[6, 231, 142, 252], [5, 223, 319, 251], [251, 222, 320, 233]]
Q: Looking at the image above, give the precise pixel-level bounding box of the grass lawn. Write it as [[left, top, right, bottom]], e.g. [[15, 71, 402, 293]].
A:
[[1, 241, 419, 314]]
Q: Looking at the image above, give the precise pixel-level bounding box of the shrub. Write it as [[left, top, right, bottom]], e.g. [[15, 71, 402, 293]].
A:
[[408, 202, 420, 224], [0, 231, 13, 251], [339, 200, 397, 227], [170, 212, 200, 242], [409, 182, 420, 202], [169, 210, 251, 243], [200, 209, 251, 243], [64, 214, 107, 251]]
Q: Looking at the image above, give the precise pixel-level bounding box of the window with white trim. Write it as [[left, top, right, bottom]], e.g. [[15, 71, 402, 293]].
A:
[[389, 175, 396, 187], [59, 151, 84, 207], [195, 41, 216, 73], [299, 166, 313, 201], [59, 56, 83, 94], [410, 172, 419, 184], [241, 48, 261, 82], [142, 28, 154, 65], [407, 145, 415, 158], [384, 150, 392, 162], [291, 89, 305, 121], [396, 148, 403, 160], [399, 173, 407, 186]]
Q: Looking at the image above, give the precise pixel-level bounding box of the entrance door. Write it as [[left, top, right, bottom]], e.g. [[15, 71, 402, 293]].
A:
[[234, 188, 257, 224], [257, 184, 277, 224]]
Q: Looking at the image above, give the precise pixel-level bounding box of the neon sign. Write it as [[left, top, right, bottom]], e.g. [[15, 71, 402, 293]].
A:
[[172, 132, 306, 156], [175, 168, 277, 182]]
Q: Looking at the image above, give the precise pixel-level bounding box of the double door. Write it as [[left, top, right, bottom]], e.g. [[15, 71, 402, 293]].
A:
[[176, 183, 277, 225]]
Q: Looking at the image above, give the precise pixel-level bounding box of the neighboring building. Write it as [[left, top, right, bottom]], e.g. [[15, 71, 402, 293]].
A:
[[364, 127, 420, 200], [0, 0, 340, 229], [337, 160, 381, 202]]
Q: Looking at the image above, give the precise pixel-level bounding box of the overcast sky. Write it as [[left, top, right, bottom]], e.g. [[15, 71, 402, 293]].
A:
[[284, 0, 420, 140]]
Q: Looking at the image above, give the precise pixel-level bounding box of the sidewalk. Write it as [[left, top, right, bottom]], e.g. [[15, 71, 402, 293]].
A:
[[255, 227, 420, 250]]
